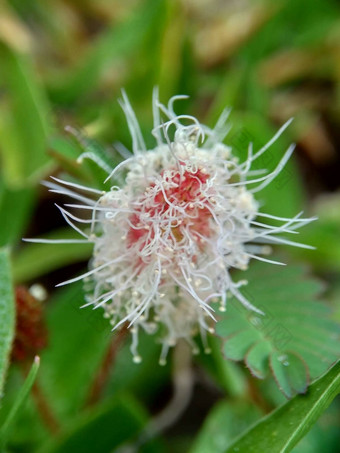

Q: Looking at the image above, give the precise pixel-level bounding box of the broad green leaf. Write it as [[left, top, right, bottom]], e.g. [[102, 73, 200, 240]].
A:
[[13, 228, 92, 283], [38, 395, 161, 453], [216, 261, 340, 397], [225, 360, 340, 453], [0, 356, 40, 450], [0, 44, 52, 187], [0, 248, 15, 394], [190, 401, 261, 453]]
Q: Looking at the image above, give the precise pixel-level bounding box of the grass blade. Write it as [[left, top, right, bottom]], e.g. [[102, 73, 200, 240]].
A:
[[0, 356, 40, 450], [225, 360, 340, 453]]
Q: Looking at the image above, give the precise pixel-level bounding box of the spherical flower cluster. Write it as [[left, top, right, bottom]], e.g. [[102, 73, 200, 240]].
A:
[[29, 90, 314, 364]]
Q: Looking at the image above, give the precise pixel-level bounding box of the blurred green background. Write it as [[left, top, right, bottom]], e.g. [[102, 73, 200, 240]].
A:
[[1, 0, 340, 452]]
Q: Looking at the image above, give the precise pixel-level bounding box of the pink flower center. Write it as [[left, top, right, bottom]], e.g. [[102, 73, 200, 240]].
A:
[[127, 168, 212, 254]]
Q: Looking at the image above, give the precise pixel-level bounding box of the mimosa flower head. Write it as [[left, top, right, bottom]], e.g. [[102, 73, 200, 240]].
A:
[[29, 89, 314, 364]]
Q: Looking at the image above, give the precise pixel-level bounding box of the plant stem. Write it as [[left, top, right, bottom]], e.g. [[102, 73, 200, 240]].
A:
[[85, 323, 129, 407]]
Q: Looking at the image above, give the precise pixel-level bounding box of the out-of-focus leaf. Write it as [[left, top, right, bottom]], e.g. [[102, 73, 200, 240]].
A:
[[156, 0, 186, 99], [0, 180, 35, 246], [225, 360, 340, 453], [103, 321, 170, 404], [39, 395, 160, 453], [38, 395, 160, 453], [13, 228, 92, 283], [190, 401, 261, 453], [35, 282, 111, 419], [16, 263, 169, 434], [49, 133, 120, 189], [0, 248, 15, 394], [196, 337, 248, 398], [270, 351, 309, 398], [0, 357, 40, 450], [38, 280, 167, 420], [48, 0, 166, 104], [216, 261, 340, 397], [228, 113, 303, 218], [290, 193, 340, 272], [0, 44, 52, 187]]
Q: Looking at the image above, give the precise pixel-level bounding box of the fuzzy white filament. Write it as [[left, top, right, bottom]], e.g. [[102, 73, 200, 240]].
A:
[[28, 90, 315, 364]]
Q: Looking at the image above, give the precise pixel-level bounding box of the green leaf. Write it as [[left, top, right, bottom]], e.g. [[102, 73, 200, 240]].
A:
[[270, 351, 309, 398], [48, 0, 166, 104], [227, 113, 304, 218], [225, 360, 340, 453], [38, 395, 160, 453], [216, 261, 340, 397], [38, 282, 112, 419], [290, 403, 340, 453], [290, 193, 340, 272], [49, 133, 122, 190], [38, 282, 169, 422], [196, 337, 248, 398], [190, 401, 261, 453], [13, 228, 92, 283], [0, 44, 52, 187], [0, 180, 36, 247], [245, 340, 272, 379], [0, 248, 15, 395], [0, 356, 40, 450]]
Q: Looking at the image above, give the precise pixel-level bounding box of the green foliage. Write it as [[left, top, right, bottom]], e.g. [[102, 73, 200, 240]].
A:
[[190, 401, 261, 453], [48, 0, 167, 104], [0, 44, 52, 187], [0, 182, 36, 247], [225, 360, 340, 453], [50, 132, 121, 190], [38, 282, 112, 419], [216, 262, 340, 397], [14, 228, 92, 283], [0, 248, 15, 395], [38, 395, 160, 453], [0, 0, 340, 450], [0, 357, 40, 451], [226, 113, 304, 218], [290, 194, 340, 272], [37, 282, 168, 421]]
